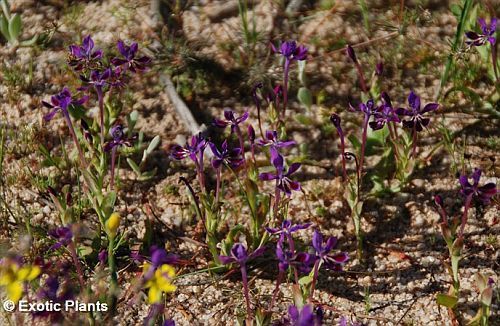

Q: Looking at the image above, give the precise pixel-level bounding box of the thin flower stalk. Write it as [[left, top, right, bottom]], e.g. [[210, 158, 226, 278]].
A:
[[330, 114, 347, 180], [346, 45, 368, 93], [219, 244, 264, 322]]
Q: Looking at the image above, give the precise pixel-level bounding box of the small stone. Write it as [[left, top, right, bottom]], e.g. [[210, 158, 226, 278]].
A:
[[412, 178, 425, 188], [360, 276, 372, 286], [42, 205, 51, 215], [414, 214, 425, 227], [421, 256, 436, 267]]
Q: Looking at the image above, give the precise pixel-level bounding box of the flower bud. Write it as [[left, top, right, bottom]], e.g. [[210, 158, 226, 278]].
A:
[[329, 113, 341, 129], [346, 45, 357, 63], [248, 125, 255, 144], [106, 212, 120, 238]]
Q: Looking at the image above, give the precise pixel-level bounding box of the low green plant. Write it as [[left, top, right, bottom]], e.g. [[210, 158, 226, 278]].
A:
[[0, 0, 37, 46]]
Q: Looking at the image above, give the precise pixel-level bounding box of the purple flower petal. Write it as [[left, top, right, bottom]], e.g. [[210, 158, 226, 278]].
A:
[[330, 252, 349, 263], [218, 255, 235, 265], [408, 91, 420, 110], [259, 172, 278, 181], [287, 162, 301, 175], [312, 230, 323, 253], [422, 103, 439, 113], [324, 236, 338, 252]]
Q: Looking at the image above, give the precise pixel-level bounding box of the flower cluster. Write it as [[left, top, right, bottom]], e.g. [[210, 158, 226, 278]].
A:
[[350, 91, 438, 133]]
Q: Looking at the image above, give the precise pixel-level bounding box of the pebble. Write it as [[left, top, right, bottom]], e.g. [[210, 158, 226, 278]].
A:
[[412, 178, 425, 188], [421, 256, 436, 267], [42, 205, 51, 215], [414, 214, 425, 227]]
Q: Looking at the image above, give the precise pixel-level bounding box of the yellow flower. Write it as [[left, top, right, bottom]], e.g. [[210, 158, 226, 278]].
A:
[[143, 263, 176, 304], [0, 261, 41, 303], [106, 212, 120, 238]]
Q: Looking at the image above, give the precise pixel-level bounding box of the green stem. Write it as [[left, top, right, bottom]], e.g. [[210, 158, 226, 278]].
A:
[[435, 0, 473, 100], [107, 236, 118, 314]]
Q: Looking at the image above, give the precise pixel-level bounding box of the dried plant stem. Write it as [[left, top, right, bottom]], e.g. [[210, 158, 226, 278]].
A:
[[68, 241, 86, 290]]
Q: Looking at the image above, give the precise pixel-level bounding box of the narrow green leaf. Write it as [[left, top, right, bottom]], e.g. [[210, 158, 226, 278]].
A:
[[126, 158, 141, 174], [436, 293, 458, 308], [0, 15, 9, 41], [146, 135, 160, 154], [297, 87, 313, 110], [297, 60, 307, 85], [8, 12, 21, 40], [19, 34, 38, 46], [138, 168, 157, 180], [298, 275, 313, 286]]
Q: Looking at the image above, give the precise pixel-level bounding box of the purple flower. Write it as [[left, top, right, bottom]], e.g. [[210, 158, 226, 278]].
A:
[[98, 250, 108, 265], [257, 130, 296, 149], [218, 243, 265, 265], [396, 91, 439, 132], [312, 230, 348, 271], [80, 68, 112, 91], [369, 92, 400, 130], [111, 40, 151, 72], [459, 168, 497, 205], [41, 88, 88, 121], [68, 35, 103, 71], [349, 98, 377, 117], [466, 18, 497, 46], [213, 110, 249, 133], [150, 246, 179, 268], [259, 149, 301, 196], [103, 124, 134, 152], [48, 226, 73, 250], [171, 133, 207, 163], [272, 40, 308, 61], [287, 304, 322, 326], [109, 66, 127, 89], [266, 220, 311, 237], [276, 234, 314, 273], [163, 320, 175, 326], [209, 140, 244, 169]]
